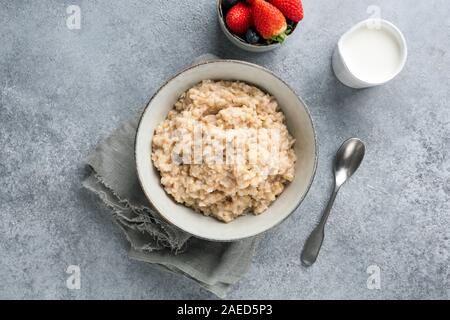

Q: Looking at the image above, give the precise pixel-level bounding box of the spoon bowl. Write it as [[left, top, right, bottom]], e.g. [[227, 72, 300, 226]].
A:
[[334, 138, 366, 187]]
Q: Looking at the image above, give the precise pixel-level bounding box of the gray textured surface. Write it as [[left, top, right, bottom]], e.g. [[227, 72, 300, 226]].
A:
[[0, 0, 449, 299]]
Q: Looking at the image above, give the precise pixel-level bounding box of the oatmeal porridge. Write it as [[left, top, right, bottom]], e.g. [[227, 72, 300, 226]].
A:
[[151, 80, 296, 222]]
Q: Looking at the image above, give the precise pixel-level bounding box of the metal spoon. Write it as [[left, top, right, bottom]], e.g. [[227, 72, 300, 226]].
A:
[[301, 138, 366, 267]]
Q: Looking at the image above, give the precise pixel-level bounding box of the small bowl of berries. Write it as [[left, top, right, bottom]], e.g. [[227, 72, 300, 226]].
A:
[[217, 0, 304, 52]]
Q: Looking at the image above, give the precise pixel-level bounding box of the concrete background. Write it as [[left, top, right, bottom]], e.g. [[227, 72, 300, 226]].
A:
[[0, 0, 449, 299]]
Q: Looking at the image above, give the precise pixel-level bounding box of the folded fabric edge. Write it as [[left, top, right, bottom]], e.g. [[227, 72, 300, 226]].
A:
[[82, 172, 189, 253], [129, 248, 229, 299]]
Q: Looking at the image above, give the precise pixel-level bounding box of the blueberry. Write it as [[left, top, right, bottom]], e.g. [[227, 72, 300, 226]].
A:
[[222, 0, 240, 11], [245, 28, 260, 44]]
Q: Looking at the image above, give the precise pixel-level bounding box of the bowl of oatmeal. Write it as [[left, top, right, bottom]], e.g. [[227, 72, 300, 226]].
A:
[[135, 60, 317, 241]]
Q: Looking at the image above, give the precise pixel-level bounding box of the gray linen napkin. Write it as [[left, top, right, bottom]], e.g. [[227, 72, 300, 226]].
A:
[[82, 54, 260, 298]]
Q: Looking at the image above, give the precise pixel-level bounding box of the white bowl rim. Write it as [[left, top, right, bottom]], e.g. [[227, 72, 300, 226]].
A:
[[135, 59, 318, 241]]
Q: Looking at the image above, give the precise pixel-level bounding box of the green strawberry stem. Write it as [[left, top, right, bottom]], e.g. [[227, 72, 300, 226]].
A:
[[266, 25, 292, 44], [286, 25, 293, 35], [267, 32, 287, 44]]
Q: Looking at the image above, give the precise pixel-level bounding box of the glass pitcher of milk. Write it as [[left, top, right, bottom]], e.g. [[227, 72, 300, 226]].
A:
[[332, 19, 407, 88]]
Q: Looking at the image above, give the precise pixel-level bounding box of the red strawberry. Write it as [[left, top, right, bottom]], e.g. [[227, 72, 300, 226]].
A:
[[226, 2, 253, 35], [247, 0, 287, 42], [268, 0, 304, 22]]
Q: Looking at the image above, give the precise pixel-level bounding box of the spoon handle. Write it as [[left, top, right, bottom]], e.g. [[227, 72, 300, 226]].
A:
[[301, 187, 339, 267]]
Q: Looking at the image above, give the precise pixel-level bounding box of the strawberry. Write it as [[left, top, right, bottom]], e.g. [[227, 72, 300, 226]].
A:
[[247, 0, 287, 42], [268, 0, 304, 22], [226, 2, 253, 35]]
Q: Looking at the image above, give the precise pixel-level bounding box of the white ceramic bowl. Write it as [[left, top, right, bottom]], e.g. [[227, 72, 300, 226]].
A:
[[135, 60, 317, 241]]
